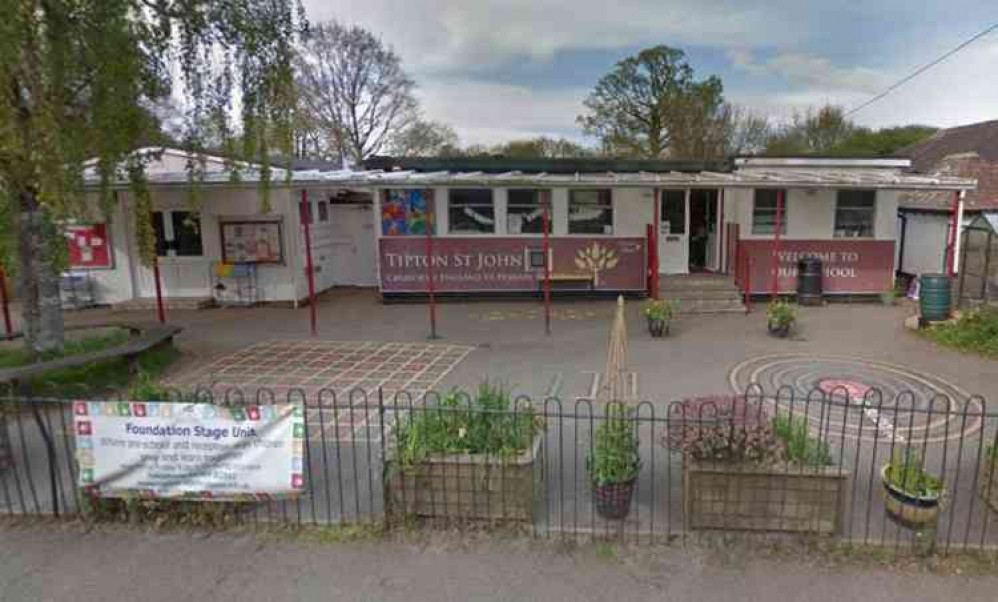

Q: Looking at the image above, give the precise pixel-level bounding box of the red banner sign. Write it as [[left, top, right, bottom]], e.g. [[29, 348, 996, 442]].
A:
[[379, 237, 646, 293], [65, 223, 113, 269], [739, 239, 895, 294]]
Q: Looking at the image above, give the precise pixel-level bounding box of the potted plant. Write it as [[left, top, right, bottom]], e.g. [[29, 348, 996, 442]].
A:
[[589, 403, 640, 520], [882, 448, 945, 526], [880, 289, 898, 306], [979, 445, 998, 514], [642, 299, 675, 338], [767, 300, 797, 338]]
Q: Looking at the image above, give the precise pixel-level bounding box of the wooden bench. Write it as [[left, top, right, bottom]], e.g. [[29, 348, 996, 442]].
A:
[[0, 322, 182, 388], [539, 272, 596, 292]]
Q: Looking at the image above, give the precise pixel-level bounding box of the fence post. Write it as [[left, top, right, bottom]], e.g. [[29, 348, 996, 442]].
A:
[[20, 382, 60, 518]]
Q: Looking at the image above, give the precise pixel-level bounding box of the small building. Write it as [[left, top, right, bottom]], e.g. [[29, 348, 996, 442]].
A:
[[897, 120, 998, 279], [73, 150, 974, 309]]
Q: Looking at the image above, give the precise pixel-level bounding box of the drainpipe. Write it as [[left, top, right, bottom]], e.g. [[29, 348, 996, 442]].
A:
[[948, 190, 966, 276], [896, 212, 908, 276]]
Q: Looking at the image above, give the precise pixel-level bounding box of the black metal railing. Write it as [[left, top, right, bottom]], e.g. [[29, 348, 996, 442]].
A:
[[1, 385, 997, 553]]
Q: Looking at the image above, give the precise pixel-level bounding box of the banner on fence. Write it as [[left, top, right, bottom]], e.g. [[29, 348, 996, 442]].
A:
[[73, 401, 306, 500]]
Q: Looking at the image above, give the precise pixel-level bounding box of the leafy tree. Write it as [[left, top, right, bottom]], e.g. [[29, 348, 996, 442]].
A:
[[577, 45, 728, 159], [491, 136, 594, 158], [295, 21, 418, 165], [831, 125, 938, 156], [1, 1, 304, 353], [765, 105, 859, 155], [387, 119, 460, 157]]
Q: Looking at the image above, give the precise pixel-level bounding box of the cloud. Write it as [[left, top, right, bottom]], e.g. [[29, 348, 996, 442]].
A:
[[728, 49, 892, 95]]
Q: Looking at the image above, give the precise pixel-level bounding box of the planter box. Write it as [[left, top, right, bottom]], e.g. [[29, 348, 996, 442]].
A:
[[980, 458, 998, 514], [386, 433, 543, 521], [683, 462, 850, 534]]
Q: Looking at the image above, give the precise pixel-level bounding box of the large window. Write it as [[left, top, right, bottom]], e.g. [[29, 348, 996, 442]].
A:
[[835, 190, 876, 238], [568, 189, 613, 234], [448, 188, 495, 234], [507, 189, 548, 234], [152, 211, 203, 257], [382, 189, 431, 236], [752, 189, 787, 235]]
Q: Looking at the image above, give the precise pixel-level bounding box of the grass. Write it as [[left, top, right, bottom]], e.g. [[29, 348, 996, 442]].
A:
[[921, 306, 998, 358], [0, 329, 179, 398], [772, 414, 834, 467]]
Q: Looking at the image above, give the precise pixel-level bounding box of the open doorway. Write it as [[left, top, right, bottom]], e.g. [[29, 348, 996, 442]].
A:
[[688, 189, 719, 272]]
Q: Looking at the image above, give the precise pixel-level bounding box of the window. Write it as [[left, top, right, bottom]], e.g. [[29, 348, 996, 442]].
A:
[[752, 189, 787, 235], [152, 211, 203, 257], [835, 190, 876, 238], [507, 189, 548, 234], [317, 201, 329, 223], [661, 190, 686, 235], [382, 189, 431, 235], [569, 189, 613, 234], [448, 188, 495, 234]]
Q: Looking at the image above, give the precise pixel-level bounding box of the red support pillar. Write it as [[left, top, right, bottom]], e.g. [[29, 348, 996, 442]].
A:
[[301, 189, 318, 337], [651, 189, 660, 299], [425, 189, 438, 340], [946, 190, 962, 277], [769, 189, 785, 300], [0, 265, 12, 336], [718, 188, 726, 273], [542, 191, 552, 336]]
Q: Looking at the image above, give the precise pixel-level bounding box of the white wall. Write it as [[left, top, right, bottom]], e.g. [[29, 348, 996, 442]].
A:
[[899, 212, 949, 276], [71, 193, 137, 305]]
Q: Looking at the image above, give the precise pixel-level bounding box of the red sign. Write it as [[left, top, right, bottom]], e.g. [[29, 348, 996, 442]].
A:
[[65, 224, 113, 269], [379, 237, 646, 293], [739, 240, 894, 294]]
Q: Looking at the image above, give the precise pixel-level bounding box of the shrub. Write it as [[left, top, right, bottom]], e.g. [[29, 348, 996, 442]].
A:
[[884, 447, 944, 498], [924, 306, 998, 357], [394, 381, 540, 468], [642, 299, 675, 322], [588, 403, 640, 486], [766, 300, 797, 327], [773, 413, 833, 467]]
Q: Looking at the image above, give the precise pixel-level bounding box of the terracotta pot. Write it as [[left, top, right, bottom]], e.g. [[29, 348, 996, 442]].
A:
[[881, 465, 942, 527], [593, 477, 637, 520], [647, 317, 669, 338]]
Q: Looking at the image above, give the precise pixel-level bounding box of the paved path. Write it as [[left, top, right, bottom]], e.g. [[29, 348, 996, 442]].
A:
[[1, 523, 996, 602]]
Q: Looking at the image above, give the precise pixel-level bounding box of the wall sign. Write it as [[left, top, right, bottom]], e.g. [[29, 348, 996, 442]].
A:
[[74, 401, 305, 500], [220, 221, 284, 264], [379, 237, 646, 292], [65, 223, 113, 269], [739, 239, 894, 294]]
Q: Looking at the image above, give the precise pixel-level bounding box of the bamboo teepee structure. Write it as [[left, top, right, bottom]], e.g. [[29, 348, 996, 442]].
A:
[[599, 295, 630, 404]]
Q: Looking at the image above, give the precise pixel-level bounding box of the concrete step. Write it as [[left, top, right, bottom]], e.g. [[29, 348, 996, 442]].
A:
[[661, 289, 744, 301], [659, 275, 737, 291], [672, 298, 747, 314], [113, 297, 214, 311]]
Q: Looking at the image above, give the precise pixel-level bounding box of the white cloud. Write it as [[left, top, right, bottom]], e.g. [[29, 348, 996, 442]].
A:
[[728, 49, 892, 96]]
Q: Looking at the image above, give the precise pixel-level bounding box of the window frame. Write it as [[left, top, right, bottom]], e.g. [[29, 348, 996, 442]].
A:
[[506, 189, 549, 236], [447, 188, 496, 235], [751, 189, 788, 236], [834, 190, 877, 239], [152, 210, 204, 258], [568, 189, 614, 236]]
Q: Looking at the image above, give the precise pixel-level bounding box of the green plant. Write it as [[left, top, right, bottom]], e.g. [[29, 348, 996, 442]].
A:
[[665, 396, 782, 464], [773, 414, 833, 467], [643, 299, 675, 322], [395, 381, 540, 468], [923, 307, 998, 357], [128, 373, 177, 402], [880, 289, 897, 306], [884, 448, 945, 498], [767, 300, 798, 327], [588, 403, 640, 486]]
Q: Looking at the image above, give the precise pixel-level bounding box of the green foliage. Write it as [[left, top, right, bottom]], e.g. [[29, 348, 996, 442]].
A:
[[885, 448, 945, 498], [764, 105, 936, 157], [831, 125, 938, 156], [766, 300, 798, 327], [395, 381, 540, 468], [923, 306, 998, 357], [642, 299, 675, 322], [773, 414, 833, 468], [588, 404, 640, 486], [577, 45, 728, 159]]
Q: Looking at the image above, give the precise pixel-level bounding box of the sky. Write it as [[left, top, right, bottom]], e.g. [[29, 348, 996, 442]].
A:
[[303, 1, 998, 147]]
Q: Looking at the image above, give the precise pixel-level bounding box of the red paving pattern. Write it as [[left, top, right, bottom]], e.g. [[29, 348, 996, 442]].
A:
[[169, 340, 474, 440]]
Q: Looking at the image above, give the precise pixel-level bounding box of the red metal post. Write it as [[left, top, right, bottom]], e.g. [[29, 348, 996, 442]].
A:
[[542, 191, 552, 335], [301, 189, 318, 336], [769, 189, 785, 300], [425, 189, 438, 339], [0, 265, 12, 336], [651, 189, 660, 299], [718, 188, 725, 273], [946, 190, 960, 277]]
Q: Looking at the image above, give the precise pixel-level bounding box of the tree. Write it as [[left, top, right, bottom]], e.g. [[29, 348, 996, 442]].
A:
[[765, 105, 859, 155], [1, 1, 304, 354], [387, 119, 460, 157], [491, 137, 594, 158], [577, 46, 728, 159], [295, 21, 418, 165], [831, 125, 938, 156]]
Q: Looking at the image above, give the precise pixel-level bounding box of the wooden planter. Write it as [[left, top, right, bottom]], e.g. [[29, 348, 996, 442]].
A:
[[881, 466, 942, 527], [386, 433, 543, 522], [683, 462, 849, 534], [978, 457, 998, 514]]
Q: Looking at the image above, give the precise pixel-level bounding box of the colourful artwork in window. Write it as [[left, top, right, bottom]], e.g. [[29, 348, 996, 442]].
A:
[[382, 189, 430, 236]]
